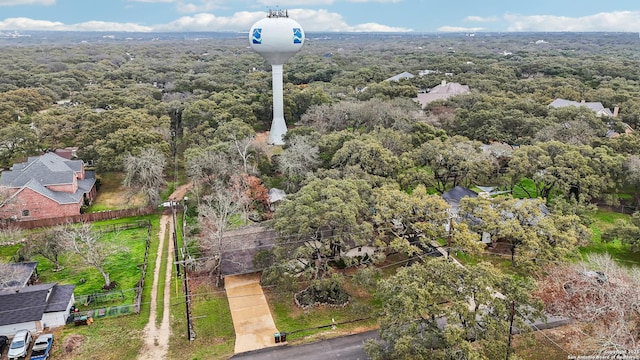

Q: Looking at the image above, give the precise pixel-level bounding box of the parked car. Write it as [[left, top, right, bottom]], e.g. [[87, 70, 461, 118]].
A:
[[7, 330, 31, 360], [29, 334, 53, 360], [0, 335, 9, 354]]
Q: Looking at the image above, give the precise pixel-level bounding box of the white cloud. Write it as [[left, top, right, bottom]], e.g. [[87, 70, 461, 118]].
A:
[[175, 0, 229, 13], [0, 17, 152, 31], [153, 11, 260, 31], [255, 0, 335, 5], [291, 8, 410, 32], [504, 11, 640, 32], [464, 15, 497, 23], [347, 0, 402, 3], [128, 0, 175, 3], [153, 8, 411, 32], [0, 0, 54, 5], [437, 26, 484, 32]]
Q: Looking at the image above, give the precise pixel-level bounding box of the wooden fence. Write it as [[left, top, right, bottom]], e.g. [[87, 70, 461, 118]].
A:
[[0, 206, 158, 230]]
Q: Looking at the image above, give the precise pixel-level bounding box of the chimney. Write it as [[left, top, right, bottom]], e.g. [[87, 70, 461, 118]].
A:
[[441, 80, 447, 86], [613, 106, 619, 117]]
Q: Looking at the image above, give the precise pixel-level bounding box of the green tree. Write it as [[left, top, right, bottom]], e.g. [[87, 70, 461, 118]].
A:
[[412, 136, 497, 193], [331, 138, 400, 178], [0, 123, 40, 168], [601, 211, 640, 251], [271, 178, 373, 280], [365, 259, 541, 360], [460, 195, 587, 267]]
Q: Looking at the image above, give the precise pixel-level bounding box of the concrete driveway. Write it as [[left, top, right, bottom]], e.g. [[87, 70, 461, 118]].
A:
[[225, 273, 281, 354]]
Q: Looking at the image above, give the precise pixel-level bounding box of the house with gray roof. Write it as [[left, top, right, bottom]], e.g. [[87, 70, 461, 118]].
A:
[[548, 98, 614, 117], [0, 282, 75, 336], [415, 80, 471, 108], [0, 152, 96, 221], [0, 262, 38, 289], [385, 71, 415, 82]]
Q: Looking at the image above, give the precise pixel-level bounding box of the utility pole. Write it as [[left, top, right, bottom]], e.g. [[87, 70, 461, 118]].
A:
[[506, 300, 515, 360], [447, 216, 453, 259], [172, 202, 180, 277], [183, 263, 195, 341]]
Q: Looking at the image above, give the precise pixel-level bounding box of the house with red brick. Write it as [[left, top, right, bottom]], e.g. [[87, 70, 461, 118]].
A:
[[0, 152, 96, 221]]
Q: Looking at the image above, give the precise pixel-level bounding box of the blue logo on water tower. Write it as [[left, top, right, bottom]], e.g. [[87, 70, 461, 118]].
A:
[[293, 28, 302, 44], [252, 28, 262, 44]]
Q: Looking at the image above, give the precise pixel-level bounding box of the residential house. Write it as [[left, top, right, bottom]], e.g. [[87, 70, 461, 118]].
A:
[[548, 98, 614, 117], [548, 98, 634, 137], [385, 71, 415, 82], [415, 80, 471, 108], [0, 152, 96, 221], [441, 186, 550, 247], [606, 122, 635, 138], [0, 282, 75, 336], [0, 262, 38, 289], [441, 186, 491, 245]]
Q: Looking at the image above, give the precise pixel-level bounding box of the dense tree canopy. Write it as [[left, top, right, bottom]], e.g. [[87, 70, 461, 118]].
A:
[[272, 178, 373, 280], [365, 258, 541, 360]]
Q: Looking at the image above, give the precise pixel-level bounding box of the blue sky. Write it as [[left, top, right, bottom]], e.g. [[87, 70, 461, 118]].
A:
[[1, 0, 640, 33]]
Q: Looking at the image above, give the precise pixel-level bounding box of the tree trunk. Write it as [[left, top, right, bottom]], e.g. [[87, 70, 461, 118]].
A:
[[100, 269, 111, 287], [511, 244, 516, 267]]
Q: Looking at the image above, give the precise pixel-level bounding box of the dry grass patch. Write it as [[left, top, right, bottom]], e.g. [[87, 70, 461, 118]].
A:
[[91, 172, 146, 211]]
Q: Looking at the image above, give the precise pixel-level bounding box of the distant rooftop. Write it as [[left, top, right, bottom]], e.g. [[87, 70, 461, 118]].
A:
[[548, 98, 614, 117]]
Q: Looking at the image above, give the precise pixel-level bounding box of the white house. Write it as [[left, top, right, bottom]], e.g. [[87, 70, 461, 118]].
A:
[[0, 283, 75, 336]]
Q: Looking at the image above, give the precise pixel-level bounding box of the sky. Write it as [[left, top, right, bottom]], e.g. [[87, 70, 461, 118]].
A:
[[1, 0, 640, 33]]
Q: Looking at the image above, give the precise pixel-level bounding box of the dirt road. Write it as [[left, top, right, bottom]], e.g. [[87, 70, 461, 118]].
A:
[[137, 183, 191, 359], [137, 213, 174, 359]]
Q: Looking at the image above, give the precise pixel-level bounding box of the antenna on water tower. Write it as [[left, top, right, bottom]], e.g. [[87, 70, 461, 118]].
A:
[[250, 9, 305, 145]]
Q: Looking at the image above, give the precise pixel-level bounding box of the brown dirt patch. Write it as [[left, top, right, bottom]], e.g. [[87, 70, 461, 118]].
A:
[[62, 334, 85, 355], [169, 182, 193, 201]]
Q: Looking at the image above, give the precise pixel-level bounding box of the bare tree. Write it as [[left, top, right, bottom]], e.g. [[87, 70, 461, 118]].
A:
[[59, 222, 124, 288], [0, 185, 14, 207], [231, 134, 255, 174], [185, 147, 239, 205], [197, 181, 242, 286], [23, 229, 65, 271], [123, 147, 167, 207], [535, 253, 640, 354], [278, 136, 320, 180], [0, 224, 22, 245]]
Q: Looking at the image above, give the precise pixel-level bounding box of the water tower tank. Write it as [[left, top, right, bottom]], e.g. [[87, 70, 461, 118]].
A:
[[250, 10, 305, 145]]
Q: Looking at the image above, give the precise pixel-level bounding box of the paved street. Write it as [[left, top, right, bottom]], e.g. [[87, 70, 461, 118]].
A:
[[231, 330, 377, 360]]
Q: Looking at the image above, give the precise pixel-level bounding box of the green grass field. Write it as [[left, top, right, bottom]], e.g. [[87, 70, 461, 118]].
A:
[[580, 209, 640, 266], [31, 220, 154, 307], [168, 281, 236, 360], [47, 218, 160, 360]]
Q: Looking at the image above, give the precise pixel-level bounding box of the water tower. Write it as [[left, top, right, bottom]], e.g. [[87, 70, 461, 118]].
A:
[[250, 9, 305, 145]]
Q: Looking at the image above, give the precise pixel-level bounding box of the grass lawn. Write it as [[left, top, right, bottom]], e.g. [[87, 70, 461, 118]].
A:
[[0, 243, 21, 261], [156, 220, 169, 326], [166, 211, 236, 360], [512, 178, 538, 198], [268, 293, 376, 343], [47, 217, 160, 360], [0, 217, 156, 306], [580, 209, 640, 266], [32, 220, 155, 307], [89, 172, 146, 211], [168, 280, 236, 360], [267, 271, 379, 345]]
